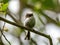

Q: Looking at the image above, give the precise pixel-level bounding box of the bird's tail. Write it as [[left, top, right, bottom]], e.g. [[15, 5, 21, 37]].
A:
[[25, 31, 30, 40]]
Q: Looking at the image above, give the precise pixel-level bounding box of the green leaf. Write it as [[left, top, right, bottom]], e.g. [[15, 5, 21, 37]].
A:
[[30, 0, 56, 10], [42, 0, 55, 9], [32, 0, 39, 3], [0, 0, 3, 2], [0, 3, 8, 15], [2, 3, 8, 12], [3, 0, 9, 4]]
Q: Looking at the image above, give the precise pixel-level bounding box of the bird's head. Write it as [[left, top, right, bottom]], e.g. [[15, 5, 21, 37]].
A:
[[26, 13, 33, 18]]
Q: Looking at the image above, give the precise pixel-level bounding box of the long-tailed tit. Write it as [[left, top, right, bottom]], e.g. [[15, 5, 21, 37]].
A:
[[24, 13, 35, 40]]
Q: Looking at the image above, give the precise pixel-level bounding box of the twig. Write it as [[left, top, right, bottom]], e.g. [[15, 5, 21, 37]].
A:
[[0, 17, 53, 45], [31, 38, 37, 45], [0, 28, 11, 45], [7, 9, 21, 25], [37, 15, 45, 25], [0, 28, 4, 45], [0, 13, 11, 45], [19, 37, 23, 45], [1, 31, 11, 45], [7, 9, 24, 45]]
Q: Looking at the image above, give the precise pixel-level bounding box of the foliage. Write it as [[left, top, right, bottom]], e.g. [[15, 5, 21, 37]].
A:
[[0, 0, 9, 15], [3, 0, 9, 4]]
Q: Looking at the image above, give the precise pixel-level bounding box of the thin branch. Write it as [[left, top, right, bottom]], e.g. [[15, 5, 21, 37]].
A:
[[38, 15, 45, 25], [0, 28, 11, 45], [31, 38, 37, 45], [1, 31, 11, 45], [0, 29, 4, 45], [7, 9, 21, 25], [1, 12, 7, 36], [38, 10, 60, 26], [0, 13, 11, 45], [0, 17, 53, 45], [19, 37, 23, 45], [7, 9, 24, 45]]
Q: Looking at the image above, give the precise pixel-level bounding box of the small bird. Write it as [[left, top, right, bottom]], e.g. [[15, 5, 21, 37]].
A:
[[24, 13, 35, 40]]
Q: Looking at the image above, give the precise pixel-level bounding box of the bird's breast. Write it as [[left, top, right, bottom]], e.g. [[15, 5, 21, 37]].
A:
[[24, 17, 35, 28]]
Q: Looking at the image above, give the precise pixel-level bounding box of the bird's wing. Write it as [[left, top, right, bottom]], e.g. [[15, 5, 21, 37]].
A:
[[25, 17, 35, 28]]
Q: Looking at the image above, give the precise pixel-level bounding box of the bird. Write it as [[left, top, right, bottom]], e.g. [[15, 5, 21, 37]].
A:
[[24, 13, 35, 40]]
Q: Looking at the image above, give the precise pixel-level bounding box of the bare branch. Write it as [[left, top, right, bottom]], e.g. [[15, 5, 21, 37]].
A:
[[7, 9, 21, 25], [0, 28, 11, 45], [31, 38, 37, 45], [0, 13, 11, 45], [0, 17, 53, 45]]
